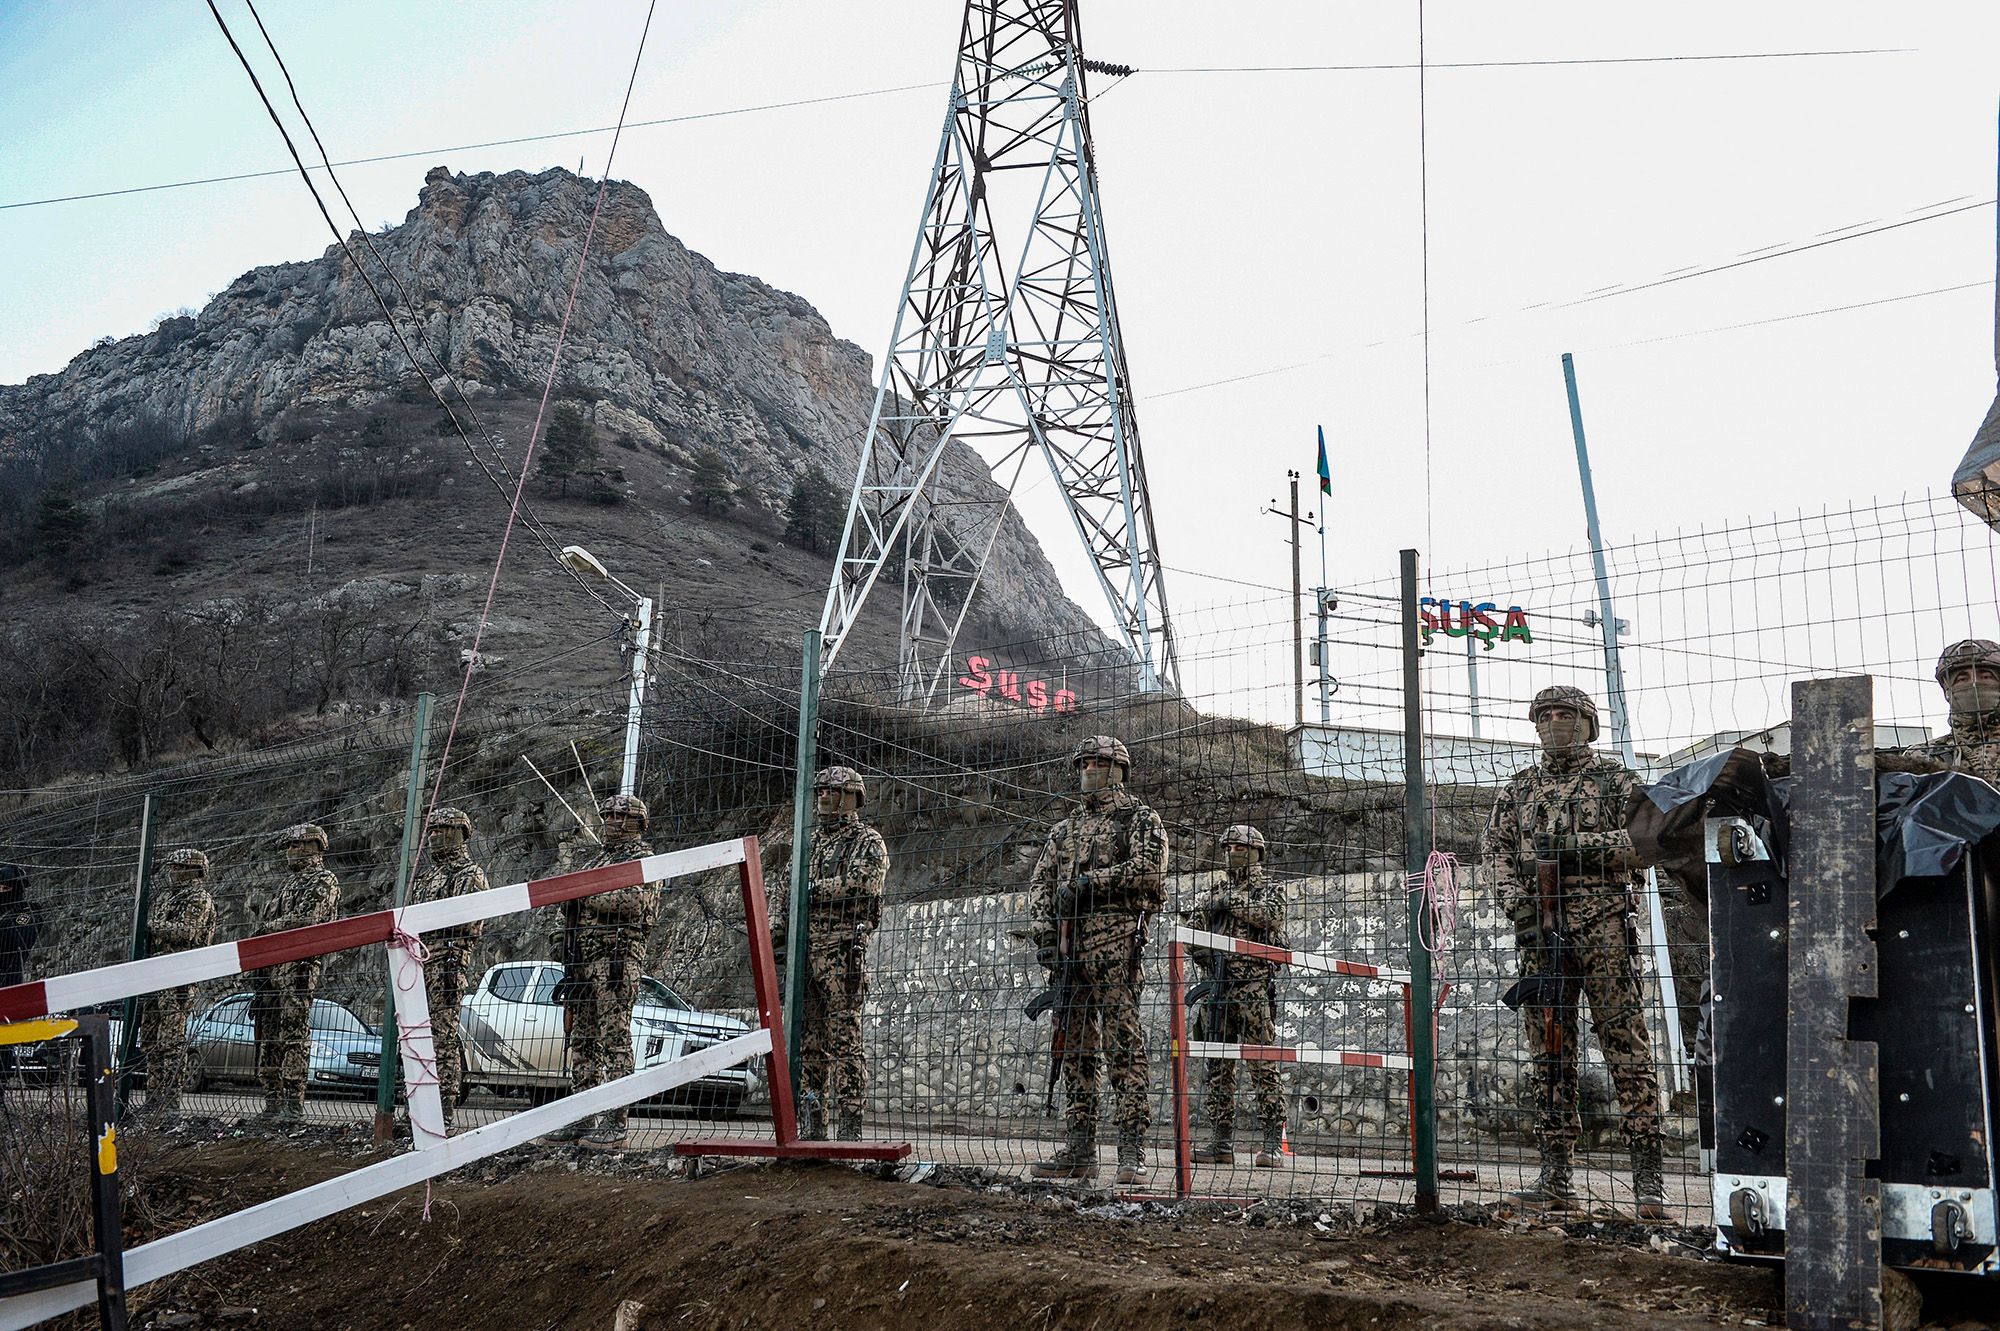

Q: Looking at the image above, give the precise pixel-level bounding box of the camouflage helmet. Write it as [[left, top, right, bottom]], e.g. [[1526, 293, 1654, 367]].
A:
[[425, 806, 473, 835], [1074, 734, 1131, 774], [1220, 825, 1266, 853], [1527, 685, 1600, 743], [813, 766, 866, 799], [598, 793, 649, 825], [278, 823, 329, 853], [1934, 639, 2000, 689], [163, 848, 210, 875]]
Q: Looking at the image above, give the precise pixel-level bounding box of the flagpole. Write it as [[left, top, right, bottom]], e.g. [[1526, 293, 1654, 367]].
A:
[[1315, 426, 1333, 725]]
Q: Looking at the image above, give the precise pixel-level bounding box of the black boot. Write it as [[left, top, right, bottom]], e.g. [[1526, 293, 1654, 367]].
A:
[[1503, 1143, 1578, 1212], [1253, 1122, 1285, 1168], [1631, 1138, 1668, 1221], [1191, 1125, 1233, 1165], [1114, 1131, 1148, 1186], [1030, 1126, 1098, 1180]]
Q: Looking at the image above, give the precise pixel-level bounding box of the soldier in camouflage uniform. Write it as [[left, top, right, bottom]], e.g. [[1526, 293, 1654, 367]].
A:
[[406, 807, 488, 1131], [789, 766, 886, 1141], [251, 824, 341, 1122], [1902, 639, 2000, 783], [1481, 686, 1666, 1219], [1029, 735, 1170, 1185], [546, 792, 662, 1150], [137, 849, 218, 1118], [1188, 825, 1289, 1168]]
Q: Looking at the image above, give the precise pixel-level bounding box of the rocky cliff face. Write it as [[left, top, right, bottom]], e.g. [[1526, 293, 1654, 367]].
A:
[[0, 165, 1104, 655]]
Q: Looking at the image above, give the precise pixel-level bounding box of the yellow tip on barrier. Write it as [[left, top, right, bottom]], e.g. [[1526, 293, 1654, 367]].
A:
[[0, 1017, 78, 1046], [98, 1126, 118, 1175]]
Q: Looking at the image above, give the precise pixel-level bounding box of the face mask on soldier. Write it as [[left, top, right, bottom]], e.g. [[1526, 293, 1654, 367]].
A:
[[1947, 664, 2000, 715], [1079, 757, 1115, 793], [1226, 846, 1256, 872], [815, 789, 845, 817], [1535, 706, 1586, 753], [167, 866, 203, 888]]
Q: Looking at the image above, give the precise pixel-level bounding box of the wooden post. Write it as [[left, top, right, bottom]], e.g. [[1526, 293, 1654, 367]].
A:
[[1785, 677, 1882, 1330]]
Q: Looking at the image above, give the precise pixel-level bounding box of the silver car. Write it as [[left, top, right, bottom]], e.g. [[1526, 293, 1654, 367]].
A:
[[459, 961, 755, 1116], [185, 992, 382, 1096]]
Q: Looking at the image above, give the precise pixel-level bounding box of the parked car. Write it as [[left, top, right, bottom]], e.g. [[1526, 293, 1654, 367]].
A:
[[184, 992, 381, 1097], [459, 961, 755, 1116], [9, 1005, 130, 1086]]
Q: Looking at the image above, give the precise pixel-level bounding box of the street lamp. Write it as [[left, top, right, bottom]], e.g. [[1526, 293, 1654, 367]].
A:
[[561, 544, 652, 799]]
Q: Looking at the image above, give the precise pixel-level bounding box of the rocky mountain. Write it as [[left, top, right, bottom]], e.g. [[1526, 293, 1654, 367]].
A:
[[0, 167, 1116, 779]]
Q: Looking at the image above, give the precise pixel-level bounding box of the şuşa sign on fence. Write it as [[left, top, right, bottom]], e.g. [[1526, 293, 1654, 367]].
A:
[[1419, 598, 1533, 650]]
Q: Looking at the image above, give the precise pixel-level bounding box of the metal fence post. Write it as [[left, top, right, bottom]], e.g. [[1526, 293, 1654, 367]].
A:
[[784, 630, 822, 1116], [114, 792, 159, 1122], [1400, 549, 1440, 1213], [374, 693, 433, 1142]]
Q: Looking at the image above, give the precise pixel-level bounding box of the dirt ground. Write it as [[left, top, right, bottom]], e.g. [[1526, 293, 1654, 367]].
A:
[[69, 1132, 1816, 1331]]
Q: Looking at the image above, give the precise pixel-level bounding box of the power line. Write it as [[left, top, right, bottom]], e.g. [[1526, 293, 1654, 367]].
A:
[[1145, 196, 1998, 401], [1144, 47, 1910, 73], [233, 0, 612, 618], [0, 81, 946, 213]]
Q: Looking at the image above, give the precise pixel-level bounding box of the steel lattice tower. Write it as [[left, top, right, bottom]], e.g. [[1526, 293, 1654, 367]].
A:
[[817, 0, 1177, 698]]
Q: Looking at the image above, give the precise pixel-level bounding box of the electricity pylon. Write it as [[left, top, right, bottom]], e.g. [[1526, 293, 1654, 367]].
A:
[[817, 0, 1177, 699]]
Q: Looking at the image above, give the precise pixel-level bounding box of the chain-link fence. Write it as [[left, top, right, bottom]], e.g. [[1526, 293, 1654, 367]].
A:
[[4, 489, 1996, 1230]]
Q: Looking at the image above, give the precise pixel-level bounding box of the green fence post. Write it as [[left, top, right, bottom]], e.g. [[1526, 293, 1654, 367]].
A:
[[1401, 548, 1439, 1213], [784, 630, 821, 1117], [114, 791, 160, 1122], [374, 692, 433, 1142]]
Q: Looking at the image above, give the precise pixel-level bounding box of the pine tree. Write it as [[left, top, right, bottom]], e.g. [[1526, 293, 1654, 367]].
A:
[[783, 465, 843, 554], [535, 403, 600, 497], [689, 448, 737, 517], [33, 486, 91, 556]]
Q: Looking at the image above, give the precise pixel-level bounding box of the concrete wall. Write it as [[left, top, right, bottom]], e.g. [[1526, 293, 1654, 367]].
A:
[[858, 870, 1651, 1148]]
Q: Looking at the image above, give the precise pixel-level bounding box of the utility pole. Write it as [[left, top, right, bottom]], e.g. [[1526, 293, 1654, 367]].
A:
[[1265, 471, 1308, 726], [1314, 587, 1334, 725], [621, 596, 652, 797], [1466, 632, 1481, 739], [1560, 352, 1688, 1094]]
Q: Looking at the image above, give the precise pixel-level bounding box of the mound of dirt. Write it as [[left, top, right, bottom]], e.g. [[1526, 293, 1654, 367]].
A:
[[115, 1138, 1790, 1330]]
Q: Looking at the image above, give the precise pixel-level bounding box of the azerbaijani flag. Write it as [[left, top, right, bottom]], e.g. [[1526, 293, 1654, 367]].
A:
[[1315, 425, 1332, 496]]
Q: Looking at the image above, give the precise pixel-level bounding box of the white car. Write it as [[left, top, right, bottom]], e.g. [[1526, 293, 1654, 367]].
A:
[[458, 961, 755, 1116]]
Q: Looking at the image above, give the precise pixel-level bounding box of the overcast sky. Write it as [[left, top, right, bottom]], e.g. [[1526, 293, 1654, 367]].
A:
[[3, 0, 1996, 732]]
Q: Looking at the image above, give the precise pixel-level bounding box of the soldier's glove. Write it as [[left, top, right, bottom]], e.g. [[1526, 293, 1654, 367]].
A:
[[1055, 874, 1090, 916], [1509, 907, 1545, 954], [1034, 944, 1059, 971]]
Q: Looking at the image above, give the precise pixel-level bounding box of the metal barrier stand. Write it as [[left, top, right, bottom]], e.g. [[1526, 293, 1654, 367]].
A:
[[0, 1016, 128, 1331], [673, 840, 909, 1165]]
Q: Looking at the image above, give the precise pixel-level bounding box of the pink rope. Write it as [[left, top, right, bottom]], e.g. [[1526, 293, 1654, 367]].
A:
[[1406, 849, 1460, 955], [419, 0, 659, 851]]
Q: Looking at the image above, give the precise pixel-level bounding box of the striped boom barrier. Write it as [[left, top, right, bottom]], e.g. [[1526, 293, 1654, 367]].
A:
[[1167, 930, 1417, 1199], [0, 1029, 771, 1330], [1171, 925, 1411, 985], [0, 839, 750, 1022], [1183, 1039, 1412, 1071]]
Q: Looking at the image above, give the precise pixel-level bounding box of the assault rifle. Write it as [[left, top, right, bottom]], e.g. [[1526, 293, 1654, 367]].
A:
[[1179, 897, 1231, 1041], [1500, 834, 1569, 1114], [1022, 917, 1079, 1114]]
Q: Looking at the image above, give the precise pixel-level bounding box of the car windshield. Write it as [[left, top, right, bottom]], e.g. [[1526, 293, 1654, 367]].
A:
[[638, 978, 690, 1011], [310, 1002, 372, 1036]]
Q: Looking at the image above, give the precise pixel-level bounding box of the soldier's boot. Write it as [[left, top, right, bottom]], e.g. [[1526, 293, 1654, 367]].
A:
[[1114, 1132, 1148, 1187], [1029, 1126, 1099, 1180], [798, 1093, 827, 1142], [255, 1093, 281, 1121], [1253, 1123, 1286, 1169], [271, 1101, 304, 1127], [582, 1109, 630, 1151], [1191, 1126, 1234, 1165], [835, 1108, 862, 1141], [1631, 1138, 1669, 1221], [1503, 1144, 1578, 1212], [543, 1108, 592, 1144]]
